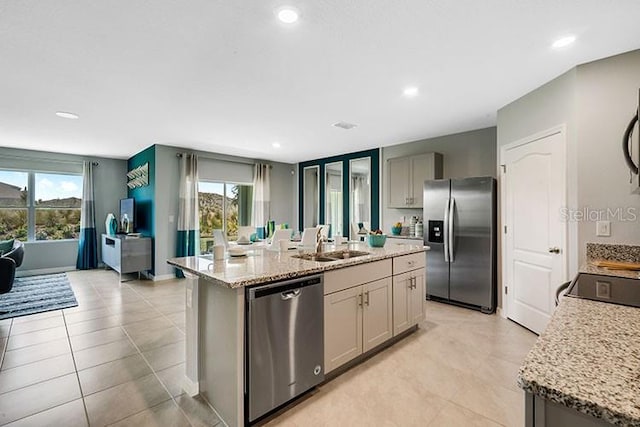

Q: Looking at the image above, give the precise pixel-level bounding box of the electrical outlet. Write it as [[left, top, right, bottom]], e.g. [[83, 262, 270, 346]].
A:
[[596, 221, 611, 237], [596, 281, 611, 299]]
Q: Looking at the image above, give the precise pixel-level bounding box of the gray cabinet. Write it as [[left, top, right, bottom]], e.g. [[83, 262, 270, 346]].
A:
[[101, 234, 152, 279], [525, 392, 611, 427], [387, 152, 443, 208], [392, 252, 426, 336], [324, 260, 393, 373]]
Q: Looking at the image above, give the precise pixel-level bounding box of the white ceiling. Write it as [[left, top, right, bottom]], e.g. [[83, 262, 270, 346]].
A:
[[1, 1, 640, 164]]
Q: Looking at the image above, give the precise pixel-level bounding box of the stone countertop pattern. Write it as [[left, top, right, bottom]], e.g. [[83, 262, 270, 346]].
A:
[[167, 242, 429, 289], [518, 287, 640, 426]]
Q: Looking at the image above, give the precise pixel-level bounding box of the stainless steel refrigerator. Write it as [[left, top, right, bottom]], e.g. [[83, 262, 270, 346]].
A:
[[423, 177, 496, 313]]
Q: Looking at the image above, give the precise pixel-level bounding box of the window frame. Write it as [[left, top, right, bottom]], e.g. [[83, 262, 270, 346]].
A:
[[0, 168, 83, 242], [198, 180, 252, 252]]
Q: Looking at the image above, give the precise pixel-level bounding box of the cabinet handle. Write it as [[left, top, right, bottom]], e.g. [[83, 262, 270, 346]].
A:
[[365, 291, 371, 306], [358, 293, 363, 307], [411, 277, 417, 289]]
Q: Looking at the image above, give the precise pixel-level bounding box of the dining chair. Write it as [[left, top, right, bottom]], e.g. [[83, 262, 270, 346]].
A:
[[267, 229, 293, 250], [300, 227, 319, 248], [212, 229, 229, 249], [237, 226, 254, 242]]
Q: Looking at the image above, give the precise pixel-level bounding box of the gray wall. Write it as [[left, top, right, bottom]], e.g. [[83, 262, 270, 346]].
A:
[[0, 147, 127, 273], [381, 127, 497, 231], [497, 68, 579, 299], [152, 144, 296, 278], [496, 48, 640, 308], [575, 50, 640, 261]]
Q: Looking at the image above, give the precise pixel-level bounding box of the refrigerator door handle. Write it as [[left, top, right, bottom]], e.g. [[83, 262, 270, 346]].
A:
[[443, 198, 451, 263], [449, 197, 455, 262]]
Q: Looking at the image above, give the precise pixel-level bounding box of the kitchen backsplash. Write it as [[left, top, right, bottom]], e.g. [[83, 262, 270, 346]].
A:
[[586, 242, 640, 263]]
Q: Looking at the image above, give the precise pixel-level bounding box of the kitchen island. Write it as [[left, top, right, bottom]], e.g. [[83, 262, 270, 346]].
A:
[[168, 242, 428, 426], [518, 262, 640, 427]]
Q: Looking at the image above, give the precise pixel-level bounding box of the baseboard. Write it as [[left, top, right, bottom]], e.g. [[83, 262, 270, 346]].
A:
[[497, 306, 506, 319], [16, 266, 76, 277], [149, 273, 176, 282], [182, 375, 200, 397]]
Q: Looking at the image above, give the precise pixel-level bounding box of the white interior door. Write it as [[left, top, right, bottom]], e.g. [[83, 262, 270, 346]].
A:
[[503, 130, 566, 334]]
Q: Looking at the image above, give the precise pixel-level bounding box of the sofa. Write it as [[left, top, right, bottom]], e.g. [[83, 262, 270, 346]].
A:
[[0, 240, 25, 294]]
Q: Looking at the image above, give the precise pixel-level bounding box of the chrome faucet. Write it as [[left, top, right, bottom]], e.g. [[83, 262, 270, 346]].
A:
[[315, 228, 324, 254]]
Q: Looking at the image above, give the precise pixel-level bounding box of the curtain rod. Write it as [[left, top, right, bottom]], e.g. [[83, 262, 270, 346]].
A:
[[1, 154, 98, 166], [176, 152, 272, 168]]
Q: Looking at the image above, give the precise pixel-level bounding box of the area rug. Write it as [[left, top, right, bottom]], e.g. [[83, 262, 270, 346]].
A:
[[0, 273, 78, 320]]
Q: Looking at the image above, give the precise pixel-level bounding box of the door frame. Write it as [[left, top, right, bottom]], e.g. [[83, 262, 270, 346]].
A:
[[499, 124, 568, 320]]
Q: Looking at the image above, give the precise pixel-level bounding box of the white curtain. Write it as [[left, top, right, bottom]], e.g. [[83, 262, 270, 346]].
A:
[[252, 163, 271, 227], [176, 154, 199, 277], [352, 175, 369, 223]]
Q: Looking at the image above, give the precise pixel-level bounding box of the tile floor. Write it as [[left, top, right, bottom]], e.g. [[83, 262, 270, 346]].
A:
[[0, 269, 220, 427], [264, 299, 537, 427], [0, 269, 537, 426]]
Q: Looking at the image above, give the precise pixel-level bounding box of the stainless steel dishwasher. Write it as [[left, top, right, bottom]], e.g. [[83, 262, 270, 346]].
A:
[[247, 274, 324, 422]]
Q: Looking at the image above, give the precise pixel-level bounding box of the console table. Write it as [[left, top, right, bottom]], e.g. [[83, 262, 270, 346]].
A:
[[101, 234, 152, 280]]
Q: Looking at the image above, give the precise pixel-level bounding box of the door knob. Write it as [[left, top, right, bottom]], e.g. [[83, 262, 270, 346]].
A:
[[548, 247, 561, 254]]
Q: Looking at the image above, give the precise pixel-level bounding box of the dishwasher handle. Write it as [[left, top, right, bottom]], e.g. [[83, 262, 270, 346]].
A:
[[281, 289, 302, 300], [248, 275, 322, 300]]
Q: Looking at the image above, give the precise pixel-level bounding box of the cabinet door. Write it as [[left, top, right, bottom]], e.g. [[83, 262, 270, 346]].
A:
[[409, 153, 434, 207], [362, 278, 393, 352], [324, 286, 363, 373], [387, 157, 410, 208], [409, 268, 426, 326], [392, 272, 412, 336]]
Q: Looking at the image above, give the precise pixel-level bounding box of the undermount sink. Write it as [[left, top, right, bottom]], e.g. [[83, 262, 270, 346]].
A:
[[292, 250, 370, 262]]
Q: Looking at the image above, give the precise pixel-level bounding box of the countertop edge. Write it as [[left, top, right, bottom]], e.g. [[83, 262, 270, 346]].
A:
[[517, 264, 640, 426], [517, 374, 639, 427], [167, 246, 429, 289]]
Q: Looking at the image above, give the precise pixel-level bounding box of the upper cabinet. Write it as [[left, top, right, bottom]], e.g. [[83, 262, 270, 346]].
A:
[[387, 152, 443, 208]]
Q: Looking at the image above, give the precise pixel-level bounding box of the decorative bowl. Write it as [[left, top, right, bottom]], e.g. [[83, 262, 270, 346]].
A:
[[391, 226, 402, 235], [367, 234, 387, 248]]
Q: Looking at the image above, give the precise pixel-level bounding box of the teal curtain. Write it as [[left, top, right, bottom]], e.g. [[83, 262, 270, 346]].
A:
[[76, 161, 98, 269], [176, 154, 199, 278]]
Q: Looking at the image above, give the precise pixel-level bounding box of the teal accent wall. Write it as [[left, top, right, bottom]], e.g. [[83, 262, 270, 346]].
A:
[[128, 145, 156, 273], [299, 148, 380, 236]]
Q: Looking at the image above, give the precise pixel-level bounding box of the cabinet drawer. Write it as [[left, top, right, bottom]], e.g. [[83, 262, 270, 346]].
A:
[[393, 252, 425, 275], [386, 237, 423, 246], [324, 259, 392, 295]]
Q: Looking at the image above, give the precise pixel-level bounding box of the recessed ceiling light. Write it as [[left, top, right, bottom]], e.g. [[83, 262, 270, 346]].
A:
[[277, 7, 299, 24], [55, 111, 79, 119], [272, 142, 281, 148], [403, 87, 419, 98], [332, 121, 358, 130], [552, 35, 576, 49]]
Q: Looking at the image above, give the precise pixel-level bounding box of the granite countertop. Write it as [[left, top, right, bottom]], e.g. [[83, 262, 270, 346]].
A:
[[518, 263, 640, 426], [580, 262, 640, 280], [167, 242, 429, 289]]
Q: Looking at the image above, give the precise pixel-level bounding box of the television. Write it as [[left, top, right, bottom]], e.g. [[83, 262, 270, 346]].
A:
[[119, 198, 135, 233]]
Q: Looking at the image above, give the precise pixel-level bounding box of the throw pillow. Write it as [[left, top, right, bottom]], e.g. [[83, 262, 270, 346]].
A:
[[0, 239, 14, 255]]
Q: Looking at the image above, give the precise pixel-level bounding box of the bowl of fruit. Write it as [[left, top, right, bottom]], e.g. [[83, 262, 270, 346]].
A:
[[367, 230, 387, 247], [391, 222, 403, 235]]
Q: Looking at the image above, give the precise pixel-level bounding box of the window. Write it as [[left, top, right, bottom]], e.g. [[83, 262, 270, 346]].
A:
[[0, 170, 82, 241], [199, 181, 252, 253], [0, 171, 28, 240]]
